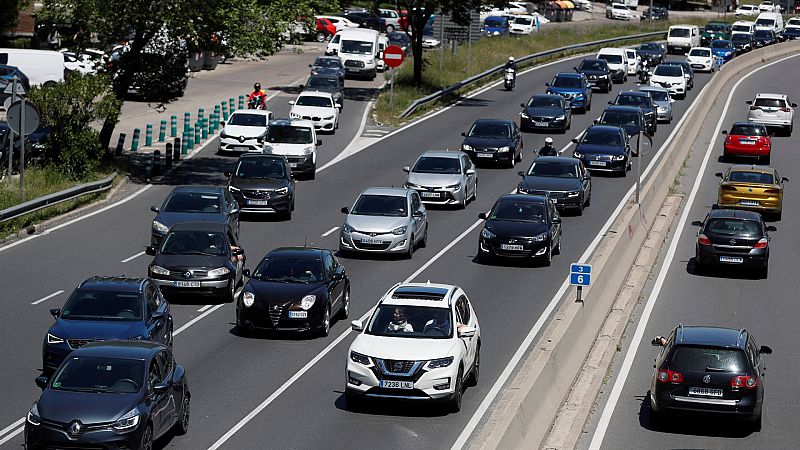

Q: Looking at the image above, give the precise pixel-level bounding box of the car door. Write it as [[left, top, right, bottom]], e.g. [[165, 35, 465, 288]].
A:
[[144, 283, 166, 343], [455, 295, 476, 370], [548, 199, 562, 248], [511, 122, 521, 157], [146, 355, 169, 438], [323, 251, 344, 312], [461, 154, 477, 197], [410, 192, 426, 240], [154, 350, 179, 434], [227, 228, 245, 284], [579, 162, 591, 195], [223, 189, 240, 234]]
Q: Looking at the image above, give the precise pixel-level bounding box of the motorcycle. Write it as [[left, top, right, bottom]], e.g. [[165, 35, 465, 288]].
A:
[[504, 68, 515, 91], [638, 60, 650, 85], [247, 95, 266, 110]]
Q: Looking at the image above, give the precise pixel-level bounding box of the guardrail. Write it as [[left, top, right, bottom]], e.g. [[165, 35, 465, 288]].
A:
[[399, 31, 666, 118], [0, 172, 117, 223]]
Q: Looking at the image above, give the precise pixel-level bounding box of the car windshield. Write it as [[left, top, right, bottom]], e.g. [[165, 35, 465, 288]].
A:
[[613, 4, 627, 9], [51, 357, 144, 394], [367, 305, 453, 339], [160, 231, 228, 256], [163, 192, 222, 213], [785, 27, 800, 34], [265, 125, 312, 144], [731, 25, 751, 33], [295, 95, 333, 107], [602, 111, 641, 125], [706, 219, 761, 236], [711, 41, 732, 49], [669, 28, 690, 37], [728, 171, 774, 184], [468, 122, 511, 138], [228, 113, 267, 127], [689, 49, 711, 57], [490, 200, 545, 222], [527, 161, 579, 178], [667, 346, 748, 373], [754, 98, 786, 107], [579, 60, 605, 71], [485, 18, 505, 28], [705, 24, 727, 32], [731, 33, 751, 42], [639, 43, 661, 51], [552, 76, 583, 88], [582, 129, 623, 146], [252, 256, 323, 283], [598, 54, 623, 64], [529, 96, 562, 108], [340, 40, 373, 54], [314, 58, 341, 68], [755, 19, 775, 27], [60, 290, 143, 321], [643, 90, 669, 101], [307, 77, 338, 88], [412, 156, 461, 174], [654, 65, 682, 77], [616, 95, 650, 107], [729, 125, 766, 136], [514, 17, 533, 25], [753, 30, 773, 38], [351, 194, 407, 216], [234, 158, 285, 179]]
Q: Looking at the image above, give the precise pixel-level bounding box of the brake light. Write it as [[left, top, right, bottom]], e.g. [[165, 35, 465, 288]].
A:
[[658, 369, 684, 383], [780, 107, 791, 112], [750, 106, 761, 111], [721, 185, 738, 192], [754, 238, 768, 249], [698, 234, 711, 245], [731, 375, 759, 389]]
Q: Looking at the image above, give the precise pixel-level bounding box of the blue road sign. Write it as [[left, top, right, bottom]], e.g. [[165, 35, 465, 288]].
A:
[[570, 263, 592, 274], [570, 263, 592, 286]]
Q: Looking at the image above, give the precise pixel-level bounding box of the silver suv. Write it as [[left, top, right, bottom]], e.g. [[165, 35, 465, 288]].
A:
[[339, 188, 428, 258], [403, 150, 478, 209]]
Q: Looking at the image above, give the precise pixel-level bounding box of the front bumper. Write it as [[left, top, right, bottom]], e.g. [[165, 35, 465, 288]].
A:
[[219, 136, 263, 153], [650, 81, 685, 96], [520, 115, 567, 130], [585, 76, 611, 89], [689, 61, 713, 72], [231, 190, 292, 213], [656, 107, 671, 121], [25, 420, 145, 450], [291, 115, 336, 132], [346, 359, 459, 401], [610, 69, 626, 82], [478, 235, 549, 259], [340, 230, 412, 253], [152, 276, 233, 298], [282, 154, 316, 175], [406, 186, 466, 205], [236, 302, 322, 332], [517, 188, 582, 209], [576, 154, 627, 173]]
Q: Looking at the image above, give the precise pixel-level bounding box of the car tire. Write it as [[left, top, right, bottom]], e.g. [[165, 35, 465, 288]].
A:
[[308, 166, 316, 180], [315, 32, 327, 43], [751, 411, 762, 432], [577, 200, 584, 216], [787, 124, 793, 136], [283, 208, 292, 221], [774, 211, 782, 221], [140, 424, 153, 450], [554, 236, 562, 255], [226, 279, 237, 303], [338, 286, 350, 319], [450, 367, 464, 413], [420, 226, 428, 248], [762, 155, 770, 165], [760, 263, 769, 279], [585, 190, 591, 207], [386, 25, 395, 33], [174, 393, 190, 435], [406, 235, 415, 259], [515, 148, 523, 163], [317, 305, 331, 337], [543, 244, 552, 266], [467, 344, 480, 387], [345, 390, 363, 410], [471, 181, 478, 202]]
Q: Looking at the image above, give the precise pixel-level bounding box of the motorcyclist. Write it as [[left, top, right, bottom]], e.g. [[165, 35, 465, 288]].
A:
[[638, 58, 650, 84], [504, 56, 517, 86], [248, 82, 267, 109], [538, 137, 558, 156]]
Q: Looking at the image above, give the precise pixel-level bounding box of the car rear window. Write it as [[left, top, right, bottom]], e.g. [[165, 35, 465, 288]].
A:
[[754, 98, 786, 108], [728, 171, 774, 184], [689, 49, 711, 57], [706, 219, 762, 236], [729, 124, 766, 136], [667, 346, 748, 373]]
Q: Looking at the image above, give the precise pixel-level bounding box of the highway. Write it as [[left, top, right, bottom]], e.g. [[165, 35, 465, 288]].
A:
[[0, 50, 718, 449], [581, 54, 800, 449]]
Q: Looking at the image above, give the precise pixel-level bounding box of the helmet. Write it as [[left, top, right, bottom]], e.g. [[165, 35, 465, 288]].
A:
[[254, 82, 261, 91], [545, 137, 554, 144], [508, 56, 515, 62]]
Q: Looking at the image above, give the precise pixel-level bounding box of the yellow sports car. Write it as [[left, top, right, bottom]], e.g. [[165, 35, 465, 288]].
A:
[[715, 165, 788, 220]]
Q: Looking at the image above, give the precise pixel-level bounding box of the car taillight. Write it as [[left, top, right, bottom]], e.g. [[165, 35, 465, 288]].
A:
[[764, 189, 779, 194], [780, 107, 791, 112], [750, 106, 761, 110], [731, 375, 759, 389], [721, 185, 738, 192], [698, 234, 711, 246], [753, 238, 768, 249], [725, 136, 732, 143], [658, 369, 684, 383]]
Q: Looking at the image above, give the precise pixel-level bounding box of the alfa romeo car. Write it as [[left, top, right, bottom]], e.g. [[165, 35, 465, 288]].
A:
[[692, 208, 775, 277], [715, 166, 787, 220]]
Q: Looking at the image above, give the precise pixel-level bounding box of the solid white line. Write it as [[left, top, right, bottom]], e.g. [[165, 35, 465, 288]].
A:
[[30, 290, 64, 306], [587, 53, 800, 450], [321, 226, 339, 237], [120, 251, 146, 263], [0, 425, 23, 446], [198, 304, 213, 313], [0, 418, 24, 440]]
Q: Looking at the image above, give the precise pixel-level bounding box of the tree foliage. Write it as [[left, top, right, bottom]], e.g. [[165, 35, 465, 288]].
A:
[[0, 0, 29, 35]]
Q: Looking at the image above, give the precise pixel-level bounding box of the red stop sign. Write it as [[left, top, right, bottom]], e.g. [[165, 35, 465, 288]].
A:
[[383, 45, 405, 68]]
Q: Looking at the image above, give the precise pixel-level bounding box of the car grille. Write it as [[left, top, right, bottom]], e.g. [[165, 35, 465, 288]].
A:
[[711, 244, 753, 254], [532, 116, 554, 122], [475, 147, 498, 152], [287, 157, 306, 164], [269, 304, 285, 326], [657, 81, 672, 88], [355, 241, 392, 250], [167, 268, 209, 277], [45, 444, 106, 450], [301, 115, 322, 122], [522, 189, 567, 198], [68, 339, 98, 349], [375, 358, 422, 376], [344, 60, 365, 68], [243, 190, 272, 199]]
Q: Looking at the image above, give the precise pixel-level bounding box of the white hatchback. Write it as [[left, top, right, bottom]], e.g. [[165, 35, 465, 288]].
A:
[[746, 93, 796, 135], [625, 49, 641, 75], [649, 64, 687, 99], [219, 110, 274, 153], [346, 283, 480, 412], [686, 47, 717, 72]]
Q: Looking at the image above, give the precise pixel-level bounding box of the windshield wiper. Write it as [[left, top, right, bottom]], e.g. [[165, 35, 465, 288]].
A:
[[705, 366, 728, 372], [182, 251, 221, 256]]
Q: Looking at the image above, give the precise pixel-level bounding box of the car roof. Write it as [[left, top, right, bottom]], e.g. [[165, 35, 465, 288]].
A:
[[169, 221, 230, 232], [754, 92, 788, 99], [418, 150, 462, 159], [360, 187, 411, 197], [689, 46, 711, 51], [554, 72, 583, 79], [298, 91, 334, 98], [230, 109, 272, 117], [587, 124, 625, 133], [707, 208, 763, 221], [314, 56, 341, 62], [236, 153, 287, 162], [472, 118, 514, 125], [78, 276, 148, 292], [674, 325, 748, 349], [267, 247, 326, 258], [730, 121, 766, 128], [497, 193, 548, 204], [268, 118, 315, 127], [639, 86, 669, 93], [531, 156, 580, 164], [580, 58, 607, 64], [605, 105, 642, 113], [73, 339, 166, 359], [170, 185, 224, 194], [530, 94, 565, 100], [380, 282, 459, 308], [618, 90, 649, 97], [728, 164, 774, 174]]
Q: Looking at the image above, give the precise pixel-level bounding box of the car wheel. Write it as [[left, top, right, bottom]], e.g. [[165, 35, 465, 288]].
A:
[[345, 390, 363, 410], [543, 245, 552, 267], [751, 411, 762, 432], [140, 424, 153, 450], [577, 199, 584, 216], [450, 367, 464, 413], [317, 305, 331, 337], [762, 155, 770, 165], [226, 279, 236, 303], [420, 225, 428, 248], [174, 393, 190, 435], [467, 344, 480, 387], [515, 148, 523, 163], [554, 236, 562, 255], [283, 208, 292, 221], [787, 124, 793, 136], [471, 181, 478, 201], [774, 210, 782, 221], [586, 98, 592, 112], [338, 286, 350, 319], [585, 189, 591, 207], [760, 263, 769, 279], [308, 165, 316, 180], [315, 32, 327, 43], [166, 326, 174, 348], [406, 235, 415, 259]]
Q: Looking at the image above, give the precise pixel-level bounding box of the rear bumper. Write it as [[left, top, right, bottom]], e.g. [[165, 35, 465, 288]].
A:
[[696, 245, 768, 267], [651, 389, 760, 417]]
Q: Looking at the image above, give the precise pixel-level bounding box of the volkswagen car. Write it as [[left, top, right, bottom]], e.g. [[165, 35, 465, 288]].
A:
[[339, 187, 428, 258], [546, 72, 592, 112], [746, 93, 796, 136], [460, 119, 523, 168], [519, 94, 572, 133], [572, 125, 632, 175], [150, 186, 240, 246], [225, 154, 295, 219], [236, 247, 349, 337], [345, 283, 480, 412], [517, 156, 591, 214], [403, 150, 477, 208], [42, 277, 173, 374], [218, 109, 273, 154], [721, 122, 772, 163], [26, 341, 190, 450], [692, 208, 775, 278], [715, 165, 787, 220]]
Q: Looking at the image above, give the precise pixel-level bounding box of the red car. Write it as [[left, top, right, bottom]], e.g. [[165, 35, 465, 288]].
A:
[[315, 18, 337, 42], [722, 121, 772, 163]]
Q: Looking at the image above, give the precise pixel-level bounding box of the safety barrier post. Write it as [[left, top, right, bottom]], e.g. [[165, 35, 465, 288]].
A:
[[238, 95, 245, 110], [158, 120, 167, 142], [170, 115, 177, 138], [145, 124, 153, 147], [115, 133, 126, 156], [165, 143, 173, 169], [174, 138, 182, 160], [131, 128, 140, 152]]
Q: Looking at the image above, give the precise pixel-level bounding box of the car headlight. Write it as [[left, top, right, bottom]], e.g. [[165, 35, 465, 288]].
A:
[[290, 112, 301, 119], [242, 291, 255, 307], [392, 225, 408, 235], [27, 403, 41, 426], [599, 74, 608, 79], [303, 146, 314, 155], [228, 185, 241, 192], [532, 232, 548, 242], [612, 154, 626, 161], [152, 221, 169, 234], [350, 351, 371, 365], [405, 181, 420, 189], [273, 187, 289, 195], [342, 223, 354, 233], [657, 106, 667, 112], [497, 146, 510, 153], [555, 115, 566, 121], [112, 408, 140, 432], [462, 144, 473, 151], [573, 150, 583, 158], [150, 265, 170, 276], [46, 333, 64, 345], [481, 228, 495, 239], [323, 115, 334, 120], [517, 184, 529, 194], [520, 112, 529, 119], [207, 267, 230, 277], [567, 191, 580, 197], [427, 356, 454, 369], [445, 182, 461, 190], [300, 294, 316, 310]]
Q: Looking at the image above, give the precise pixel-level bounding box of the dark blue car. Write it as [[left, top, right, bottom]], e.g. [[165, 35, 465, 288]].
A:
[[710, 40, 736, 64], [42, 277, 173, 374], [571, 125, 631, 175], [484, 16, 510, 36], [546, 72, 593, 112], [0, 64, 31, 93], [150, 185, 240, 246]]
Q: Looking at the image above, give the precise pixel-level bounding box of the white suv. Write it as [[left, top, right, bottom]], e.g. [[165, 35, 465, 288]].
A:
[[346, 282, 480, 412], [746, 93, 796, 135], [289, 91, 340, 133]]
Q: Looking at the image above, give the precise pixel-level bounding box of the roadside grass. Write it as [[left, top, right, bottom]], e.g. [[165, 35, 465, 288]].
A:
[[373, 17, 710, 125], [0, 165, 117, 240]]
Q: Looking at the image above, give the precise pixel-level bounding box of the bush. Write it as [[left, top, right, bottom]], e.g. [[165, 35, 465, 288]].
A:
[[113, 34, 190, 102]]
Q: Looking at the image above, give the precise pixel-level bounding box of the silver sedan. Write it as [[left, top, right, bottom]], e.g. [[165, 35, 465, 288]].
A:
[[639, 86, 674, 123], [403, 150, 478, 209]]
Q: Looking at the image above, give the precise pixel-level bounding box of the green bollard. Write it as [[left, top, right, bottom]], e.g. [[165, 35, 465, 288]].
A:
[[187, 128, 195, 150], [222, 103, 229, 121], [214, 104, 221, 120], [145, 124, 153, 147], [210, 113, 218, 133], [158, 120, 167, 142], [198, 108, 205, 121], [183, 112, 191, 131], [170, 115, 177, 138], [181, 133, 189, 155], [194, 122, 201, 145], [238, 95, 245, 110], [229, 98, 235, 111], [201, 120, 208, 140], [131, 128, 141, 152]]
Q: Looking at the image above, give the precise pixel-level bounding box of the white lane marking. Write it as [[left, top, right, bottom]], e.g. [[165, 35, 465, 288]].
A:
[[0, 425, 23, 446], [587, 53, 800, 450], [321, 226, 339, 237], [0, 418, 24, 440], [198, 304, 214, 313], [174, 304, 226, 336], [451, 67, 713, 450], [30, 290, 64, 306], [121, 251, 146, 263]]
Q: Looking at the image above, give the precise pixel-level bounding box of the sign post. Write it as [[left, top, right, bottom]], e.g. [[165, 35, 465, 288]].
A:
[[569, 263, 592, 303], [7, 92, 41, 200], [383, 45, 406, 107], [4, 76, 27, 179]]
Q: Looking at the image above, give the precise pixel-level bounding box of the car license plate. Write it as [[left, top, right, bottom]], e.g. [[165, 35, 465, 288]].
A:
[[421, 192, 441, 198], [500, 244, 524, 251], [740, 200, 760, 206], [589, 160, 606, 166], [739, 139, 756, 145], [287, 311, 308, 319], [248, 200, 270, 205], [719, 256, 744, 264], [361, 238, 384, 244], [691, 64, 704, 68], [379, 380, 414, 389], [288, 162, 298, 168], [476, 153, 494, 158], [688, 387, 723, 397], [173, 281, 201, 288], [534, 121, 548, 127]]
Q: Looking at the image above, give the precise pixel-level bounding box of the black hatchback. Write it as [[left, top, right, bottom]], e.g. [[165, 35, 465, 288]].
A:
[[226, 154, 295, 219], [692, 208, 775, 278], [649, 325, 772, 430], [574, 58, 612, 93], [610, 91, 657, 134], [461, 119, 523, 168], [519, 94, 571, 133], [150, 185, 240, 247]]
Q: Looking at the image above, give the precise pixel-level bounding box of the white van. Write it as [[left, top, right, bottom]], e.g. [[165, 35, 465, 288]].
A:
[[667, 25, 701, 54], [731, 20, 756, 34], [337, 28, 380, 80], [0, 49, 65, 87], [262, 119, 321, 179], [596, 48, 629, 83], [754, 12, 784, 34], [376, 34, 389, 72]]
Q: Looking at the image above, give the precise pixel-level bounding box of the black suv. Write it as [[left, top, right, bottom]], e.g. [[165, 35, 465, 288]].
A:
[[650, 325, 772, 430], [610, 91, 657, 135], [226, 154, 295, 220], [574, 59, 612, 93], [692, 208, 775, 278]]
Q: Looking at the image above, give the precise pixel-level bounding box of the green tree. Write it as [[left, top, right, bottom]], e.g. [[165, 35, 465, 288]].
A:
[[0, 0, 29, 35]]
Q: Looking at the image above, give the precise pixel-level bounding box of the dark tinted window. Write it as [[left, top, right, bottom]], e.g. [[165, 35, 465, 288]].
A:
[[52, 357, 145, 393], [602, 110, 641, 126], [689, 48, 711, 57], [296, 95, 334, 107], [582, 129, 623, 146], [705, 24, 727, 32], [753, 97, 786, 108], [234, 158, 286, 178], [412, 156, 461, 174], [711, 41, 733, 49], [468, 121, 511, 138], [669, 28, 690, 37], [653, 65, 682, 77], [351, 194, 407, 216], [753, 29, 773, 38], [527, 161, 579, 178], [643, 89, 669, 101], [731, 33, 751, 42], [484, 18, 505, 28], [528, 96, 563, 108], [0, 54, 7, 65], [552, 75, 583, 88], [490, 200, 545, 223], [639, 43, 662, 51], [163, 192, 222, 213], [161, 231, 228, 256], [307, 77, 339, 88], [729, 124, 766, 136], [367, 305, 453, 338], [755, 19, 775, 27], [597, 54, 623, 64], [314, 58, 342, 68], [706, 219, 761, 236], [667, 346, 748, 373], [253, 256, 323, 282], [228, 113, 267, 127], [61, 289, 143, 321], [341, 40, 373, 54], [728, 171, 774, 184], [579, 60, 606, 71], [616, 94, 651, 107]]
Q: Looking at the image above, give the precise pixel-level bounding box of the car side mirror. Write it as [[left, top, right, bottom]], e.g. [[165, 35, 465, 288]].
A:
[[150, 206, 160, 213], [151, 310, 165, 320], [461, 132, 466, 136], [35, 376, 49, 389], [458, 326, 477, 338], [714, 172, 723, 178], [552, 216, 562, 224], [153, 383, 170, 395], [691, 220, 704, 227], [402, 166, 410, 173], [242, 268, 251, 278], [224, 171, 232, 177], [412, 210, 424, 218], [766, 225, 777, 232], [232, 247, 244, 256], [478, 212, 487, 220], [781, 176, 789, 182], [288, 100, 295, 105], [520, 103, 526, 108], [316, 139, 322, 146], [331, 272, 344, 281], [145, 246, 157, 256], [351, 320, 364, 331], [721, 130, 727, 135], [466, 168, 476, 175], [792, 103, 798, 108], [571, 138, 579, 143], [517, 170, 525, 177], [593, 119, 599, 125], [341, 207, 349, 214], [50, 308, 61, 318], [759, 345, 773, 355], [746, 100, 753, 105], [651, 336, 665, 346], [545, 82, 551, 87]]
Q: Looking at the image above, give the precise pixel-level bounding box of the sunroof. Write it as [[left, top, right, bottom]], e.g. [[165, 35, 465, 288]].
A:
[[391, 286, 449, 300]]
